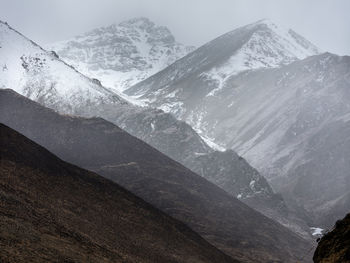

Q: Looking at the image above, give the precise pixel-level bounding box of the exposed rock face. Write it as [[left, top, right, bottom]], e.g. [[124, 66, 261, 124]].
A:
[[0, 123, 238, 263], [50, 17, 195, 92], [313, 213, 350, 263], [0, 89, 312, 263]]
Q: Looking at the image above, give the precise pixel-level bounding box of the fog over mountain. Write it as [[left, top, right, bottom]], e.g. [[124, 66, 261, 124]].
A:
[[0, 1, 349, 262], [1, 0, 349, 55]]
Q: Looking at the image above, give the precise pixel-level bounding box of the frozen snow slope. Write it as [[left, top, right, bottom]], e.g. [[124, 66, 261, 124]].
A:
[[0, 21, 124, 115], [49, 17, 195, 95]]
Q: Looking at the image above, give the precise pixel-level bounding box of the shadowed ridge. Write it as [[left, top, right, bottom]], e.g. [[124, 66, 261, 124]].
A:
[[0, 122, 238, 263]]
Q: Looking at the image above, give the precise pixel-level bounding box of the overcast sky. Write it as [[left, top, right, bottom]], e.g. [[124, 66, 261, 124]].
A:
[[0, 0, 349, 55]]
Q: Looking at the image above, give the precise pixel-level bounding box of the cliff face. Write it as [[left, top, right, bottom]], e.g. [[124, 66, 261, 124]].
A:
[[313, 213, 350, 263]]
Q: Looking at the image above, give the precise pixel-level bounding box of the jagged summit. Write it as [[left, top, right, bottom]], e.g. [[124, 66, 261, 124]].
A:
[[50, 17, 195, 93], [117, 17, 163, 35]]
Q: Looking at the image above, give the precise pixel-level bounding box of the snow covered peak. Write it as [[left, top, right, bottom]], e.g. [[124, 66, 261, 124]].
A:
[[247, 19, 320, 56], [223, 19, 320, 69], [0, 20, 124, 114], [50, 17, 195, 93], [111, 17, 175, 44], [199, 19, 321, 95]]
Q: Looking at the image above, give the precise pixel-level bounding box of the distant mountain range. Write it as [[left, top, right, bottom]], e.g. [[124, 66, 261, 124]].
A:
[[2, 15, 349, 261], [0, 18, 312, 239], [123, 19, 350, 228], [0, 89, 311, 262]]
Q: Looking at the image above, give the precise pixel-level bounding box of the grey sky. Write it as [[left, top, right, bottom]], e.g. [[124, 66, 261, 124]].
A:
[[0, 0, 349, 55]]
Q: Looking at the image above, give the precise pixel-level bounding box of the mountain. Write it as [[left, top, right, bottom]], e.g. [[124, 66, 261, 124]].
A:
[[50, 17, 195, 94], [0, 19, 305, 237], [0, 123, 238, 263], [125, 19, 350, 227], [0, 19, 209, 168], [313, 213, 350, 263], [0, 89, 313, 263], [0, 21, 124, 114], [125, 19, 320, 103]]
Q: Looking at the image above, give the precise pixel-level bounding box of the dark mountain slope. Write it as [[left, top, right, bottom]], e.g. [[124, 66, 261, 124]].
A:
[[313, 213, 350, 263], [0, 123, 237, 263], [0, 89, 311, 263]]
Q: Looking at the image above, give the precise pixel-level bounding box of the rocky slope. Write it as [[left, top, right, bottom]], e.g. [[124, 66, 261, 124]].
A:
[[0, 123, 238, 263], [50, 17, 195, 93], [0, 19, 302, 237], [125, 19, 350, 227], [313, 213, 350, 263], [0, 89, 313, 263]]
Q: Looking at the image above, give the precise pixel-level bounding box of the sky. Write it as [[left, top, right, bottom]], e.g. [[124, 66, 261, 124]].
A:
[[0, 0, 349, 55]]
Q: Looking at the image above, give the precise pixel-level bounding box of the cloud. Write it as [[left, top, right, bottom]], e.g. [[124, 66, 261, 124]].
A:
[[0, 0, 349, 55]]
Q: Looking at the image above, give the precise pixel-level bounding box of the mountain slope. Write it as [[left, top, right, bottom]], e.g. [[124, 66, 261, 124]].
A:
[[0, 21, 124, 114], [0, 19, 299, 237], [50, 17, 195, 93], [313, 213, 350, 263], [0, 123, 237, 263], [0, 89, 312, 263], [125, 19, 350, 227]]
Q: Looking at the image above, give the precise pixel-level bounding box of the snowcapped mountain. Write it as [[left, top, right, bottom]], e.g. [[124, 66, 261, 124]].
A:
[[0, 21, 124, 115], [126, 19, 320, 101], [202, 19, 320, 96], [0, 19, 312, 238], [49, 17, 195, 94], [125, 19, 350, 227]]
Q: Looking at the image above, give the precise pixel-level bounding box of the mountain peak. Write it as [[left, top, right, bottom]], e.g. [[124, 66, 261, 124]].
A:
[[0, 20, 123, 113], [126, 19, 321, 99], [205, 19, 321, 81], [50, 17, 195, 92], [244, 19, 321, 56]]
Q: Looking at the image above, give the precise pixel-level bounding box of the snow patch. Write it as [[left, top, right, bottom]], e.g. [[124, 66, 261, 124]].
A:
[[310, 227, 324, 236]]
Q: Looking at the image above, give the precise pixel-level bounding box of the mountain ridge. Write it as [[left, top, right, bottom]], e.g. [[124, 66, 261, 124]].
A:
[[0, 122, 238, 263], [49, 17, 195, 94], [125, 19, 320, 100]]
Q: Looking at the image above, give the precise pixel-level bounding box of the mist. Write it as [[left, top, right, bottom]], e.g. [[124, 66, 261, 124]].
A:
[[0, 0, 349, 55]]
